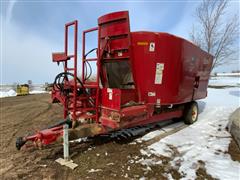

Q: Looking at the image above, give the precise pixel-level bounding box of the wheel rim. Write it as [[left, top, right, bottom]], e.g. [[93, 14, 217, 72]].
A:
[[192, 105, 198, 122]]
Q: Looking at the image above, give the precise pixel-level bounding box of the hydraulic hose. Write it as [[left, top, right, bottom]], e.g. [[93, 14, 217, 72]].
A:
[[53, 71, 94, 105], [84, 48, 97, 81]]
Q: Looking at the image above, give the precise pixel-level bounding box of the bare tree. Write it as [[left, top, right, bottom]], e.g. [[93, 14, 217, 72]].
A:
[[190, 0, 239, 71]]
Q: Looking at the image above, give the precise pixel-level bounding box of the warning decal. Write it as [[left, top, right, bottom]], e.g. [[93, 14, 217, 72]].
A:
[[107, 88, 113, 100], [155, 63, 164, 84], [149, 42, 155, 52]]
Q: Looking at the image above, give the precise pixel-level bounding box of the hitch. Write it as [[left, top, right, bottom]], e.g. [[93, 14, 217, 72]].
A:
[[16, 137, 27, 150], [16, 119, 72, 150]]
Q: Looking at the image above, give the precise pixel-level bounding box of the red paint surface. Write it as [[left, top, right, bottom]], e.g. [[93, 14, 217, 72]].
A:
[[131, 32, 213, 105]]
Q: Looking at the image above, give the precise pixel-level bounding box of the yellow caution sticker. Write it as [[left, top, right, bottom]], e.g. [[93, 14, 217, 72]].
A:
[[137, 41, 148, 46]]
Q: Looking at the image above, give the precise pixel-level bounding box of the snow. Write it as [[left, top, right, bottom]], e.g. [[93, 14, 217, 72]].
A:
[[139, 81, 240, 179], [0, 84, 47, 98], [137, 121, 184, 142], [161, 121, 184, 132], [139, 130, 165, 142], [0, 89, 17, 98], [209, 76, 240, 87], [215, 72, 240, 76], [164, 173, 174, 180], [29, 90, 46, 94], [87, 169, 103, 173], [70, 137, 88, 143], [0, 89, 46, 98], [204, 87, 239, 107], [136, 157, 162, 166]]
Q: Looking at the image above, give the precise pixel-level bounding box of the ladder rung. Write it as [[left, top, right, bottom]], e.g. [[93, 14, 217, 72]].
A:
[[69, 96, 96, 100], [83, 84, 98, 88], [84, 84, 98, 88], [68, 55, 75, 58], [66, 68, 75, 71], [103, 57, 130, 60], [83, 58, 98, 61], [68, 93, 96, 98], [77, 114, 97, 119], [70, 107, 97, 112]]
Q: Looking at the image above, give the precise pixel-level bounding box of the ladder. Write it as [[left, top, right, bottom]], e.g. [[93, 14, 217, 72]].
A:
[[54, 21, 100, 123], [63, 20, 78, 120], [81, 27, 100, 123]]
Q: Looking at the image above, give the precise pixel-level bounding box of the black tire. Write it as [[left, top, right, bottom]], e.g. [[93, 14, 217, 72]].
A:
[[183, 101, 199, 124]]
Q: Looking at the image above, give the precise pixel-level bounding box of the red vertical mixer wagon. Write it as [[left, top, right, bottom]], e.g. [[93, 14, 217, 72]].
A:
[[16, 11, 213, 150]]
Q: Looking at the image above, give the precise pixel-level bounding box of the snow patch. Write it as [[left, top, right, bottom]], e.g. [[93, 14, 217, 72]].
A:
[[139, 130, 165, 141], [87, 169, 103, 173], [140, 86, 240, 180], [164, 173, 174, 180], [209, 76, 240, 86], [148, 142, 174, 157], [0, 89, 17, 98], [0, 84, 47, 98], [136, 157, 162, 166], [29, 90, 46, 94], [137, 121, 184, 142]]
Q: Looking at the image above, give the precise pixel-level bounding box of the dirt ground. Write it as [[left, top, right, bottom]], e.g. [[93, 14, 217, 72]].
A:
[[0, 94, 239, 180]]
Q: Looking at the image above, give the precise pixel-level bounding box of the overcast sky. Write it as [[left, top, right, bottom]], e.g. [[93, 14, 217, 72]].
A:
[[1, 0, 239, 84]]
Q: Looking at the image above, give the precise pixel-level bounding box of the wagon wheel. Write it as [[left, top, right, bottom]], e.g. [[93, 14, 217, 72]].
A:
[[183, 101, 199, 124]]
